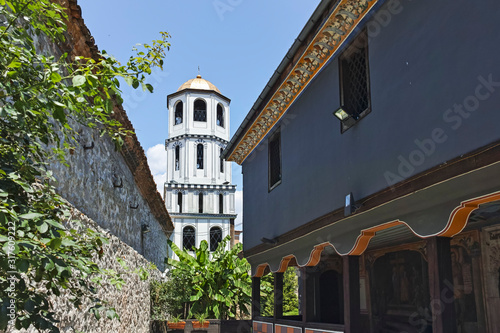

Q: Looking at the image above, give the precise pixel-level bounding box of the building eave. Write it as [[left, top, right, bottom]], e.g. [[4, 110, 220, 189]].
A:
[[223, 0, 382, 164]]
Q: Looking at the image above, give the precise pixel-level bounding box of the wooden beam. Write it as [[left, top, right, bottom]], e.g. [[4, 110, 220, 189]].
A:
[[274, 272, 284, 320], [252, 276, 261, 319], [427, 237, 457, 333], [343, 256, 361, 333]]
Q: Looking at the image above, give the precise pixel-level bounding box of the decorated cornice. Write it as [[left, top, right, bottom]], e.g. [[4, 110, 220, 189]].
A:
[[227, 0, 379, 165]]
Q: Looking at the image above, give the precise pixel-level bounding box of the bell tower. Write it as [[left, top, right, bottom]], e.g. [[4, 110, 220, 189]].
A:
[[164, 75, 237, 258]]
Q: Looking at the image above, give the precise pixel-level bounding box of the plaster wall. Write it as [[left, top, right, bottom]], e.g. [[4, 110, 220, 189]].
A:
[[242, 0, 500, 250]]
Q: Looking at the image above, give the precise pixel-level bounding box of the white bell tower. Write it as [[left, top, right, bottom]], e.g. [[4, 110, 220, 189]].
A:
[[164, 75, 237, 258]]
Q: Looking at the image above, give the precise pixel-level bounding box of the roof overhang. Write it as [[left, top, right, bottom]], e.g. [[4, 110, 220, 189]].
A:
[[167, 88, 231, 107], [223, 0, 383, 164]]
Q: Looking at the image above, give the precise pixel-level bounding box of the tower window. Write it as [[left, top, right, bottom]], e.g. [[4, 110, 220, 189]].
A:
[[175, 101, 183, 125], [220, 148, 224, 173], [175, 145, 180, 171], [269, 129, 281, 190], [194, 99, 207, 122], [198, 193, 204, 213], [219, 193, 223, 214], [216, 104, 224, 127], [210, 227, 223, 251], [339, 30, 371, 132], [177, 192, 183, 213], [196, 144, 204, 169], [183, 226, 195, 251]]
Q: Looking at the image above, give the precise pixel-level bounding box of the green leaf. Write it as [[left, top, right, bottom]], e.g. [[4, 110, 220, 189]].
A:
[[72, 75, 86, 87], [38, 222, 49, 233], [19, 212, 43, 220], [50, 72, 62, 83]]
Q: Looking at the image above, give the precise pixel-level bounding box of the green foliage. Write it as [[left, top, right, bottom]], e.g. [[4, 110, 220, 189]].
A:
[[166, 236, 252, 320], [0, 0, 169, 331], [261, 267, 299, 317]]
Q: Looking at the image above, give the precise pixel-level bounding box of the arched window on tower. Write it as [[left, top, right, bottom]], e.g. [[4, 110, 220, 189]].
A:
[[210, 227, 222, 251], [196, 144, 204, 169], [194, 99, 206, 122], [220, 148, 224, 173], [183, 226, 195, 251], [175, 145, 180, 171], [216, 104, 224, 127], [175, 101, 183, 125], [198, 193, 204, 213], [219, 193, 223, 214], [177, 192, 182, 213]]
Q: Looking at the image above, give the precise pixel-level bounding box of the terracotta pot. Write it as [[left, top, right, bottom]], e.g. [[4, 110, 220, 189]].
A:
[[167, 321, 186, 329], [192, 321, 210, 329]]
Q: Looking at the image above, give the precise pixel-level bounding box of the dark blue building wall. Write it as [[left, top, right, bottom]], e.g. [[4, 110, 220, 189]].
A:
[[243, 0, 500, 250]]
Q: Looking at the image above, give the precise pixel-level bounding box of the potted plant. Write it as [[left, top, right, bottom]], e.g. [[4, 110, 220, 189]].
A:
[[192, 313, 210, 329], [167, 314, 186, 330]]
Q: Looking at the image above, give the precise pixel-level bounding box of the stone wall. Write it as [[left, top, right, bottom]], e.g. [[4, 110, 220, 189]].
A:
[[6, 210, 162, 333], [51, 123, 170, 271], [31, 0, 173, 271]]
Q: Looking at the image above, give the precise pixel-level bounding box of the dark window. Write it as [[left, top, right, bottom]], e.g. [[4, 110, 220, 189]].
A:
[[198, 193, 204, 213], [177, 192, 183, 213], [339, 31, 370, 132], [219, 193, 223, 214], [268, 130, 281, 190], [220, 148, 224, 173], [175, 145, 180, 171], [210, 227, 223, 251], [175, 102, 183, 125], [183, 226, 195, 251], [196, 144, 204, 169], [194, 99, 207, 122], [216, 104, 224, 127]]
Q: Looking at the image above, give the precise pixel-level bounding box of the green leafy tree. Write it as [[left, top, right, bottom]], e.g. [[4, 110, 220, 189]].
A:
[[0, 0, 169, 331], [261, 267, 299, 317], [166, 236, 252, 320]]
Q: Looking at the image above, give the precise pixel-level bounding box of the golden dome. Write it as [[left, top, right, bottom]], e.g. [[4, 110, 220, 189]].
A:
[[177, 75, 221, 93]]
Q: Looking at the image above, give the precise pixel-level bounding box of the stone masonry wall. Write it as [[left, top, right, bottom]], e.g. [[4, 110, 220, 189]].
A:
[[5, 210, 162, 333]]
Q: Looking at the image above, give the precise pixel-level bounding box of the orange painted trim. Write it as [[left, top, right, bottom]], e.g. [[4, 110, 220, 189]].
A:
[[439, 191, 500, 237], [251, 191, 500, 276]]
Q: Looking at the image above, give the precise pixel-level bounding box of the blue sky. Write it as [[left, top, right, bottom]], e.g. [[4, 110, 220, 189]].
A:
[[78, 0, 321, 228]]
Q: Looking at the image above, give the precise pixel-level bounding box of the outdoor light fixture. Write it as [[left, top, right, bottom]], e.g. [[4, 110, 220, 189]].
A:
[[141, 224, 151, 234], [333, 106, 357, 127], [261, 237, 278, 245], [344, 192, 361, 217]]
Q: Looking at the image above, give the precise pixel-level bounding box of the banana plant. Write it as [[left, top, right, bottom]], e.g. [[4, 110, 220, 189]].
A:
[[166, 236, 252, 320]]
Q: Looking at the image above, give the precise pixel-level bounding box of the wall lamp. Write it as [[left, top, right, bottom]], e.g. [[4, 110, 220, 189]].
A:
[[141, 224, 151, 234], [344, 192, 362, 217], [261, 237, 278, 245], [333, 106, 358, 127]]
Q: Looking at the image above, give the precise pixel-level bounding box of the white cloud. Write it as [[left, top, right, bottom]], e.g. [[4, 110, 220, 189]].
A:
[[146, 144, 167, 176], [146, 144, 167, 198]]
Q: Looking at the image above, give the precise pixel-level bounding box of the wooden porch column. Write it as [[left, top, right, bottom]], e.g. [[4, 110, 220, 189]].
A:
[[427, 237, 457, 333], [252, 276, 261, 319], [343, 255, 361, 333], [301, 266, 319, 323], [274, 272, 284, 320]]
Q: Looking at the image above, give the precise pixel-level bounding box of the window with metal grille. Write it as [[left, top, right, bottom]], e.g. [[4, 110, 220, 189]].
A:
[[220, 148, 224, 173], [216, 104, 224, 127], [175, 145, 180, 171], [268, 130, 281, 190], [194, 99, 206, 122], [183, 226, 195, 251], [219, 193, 223, 214], [339, 31, 370, 131], [210, 227, 222, 251], [177, 192, 182, 213], [196, 144, 204, 169], [198, 193, 204, 213], [175, 101, 183, 125]]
